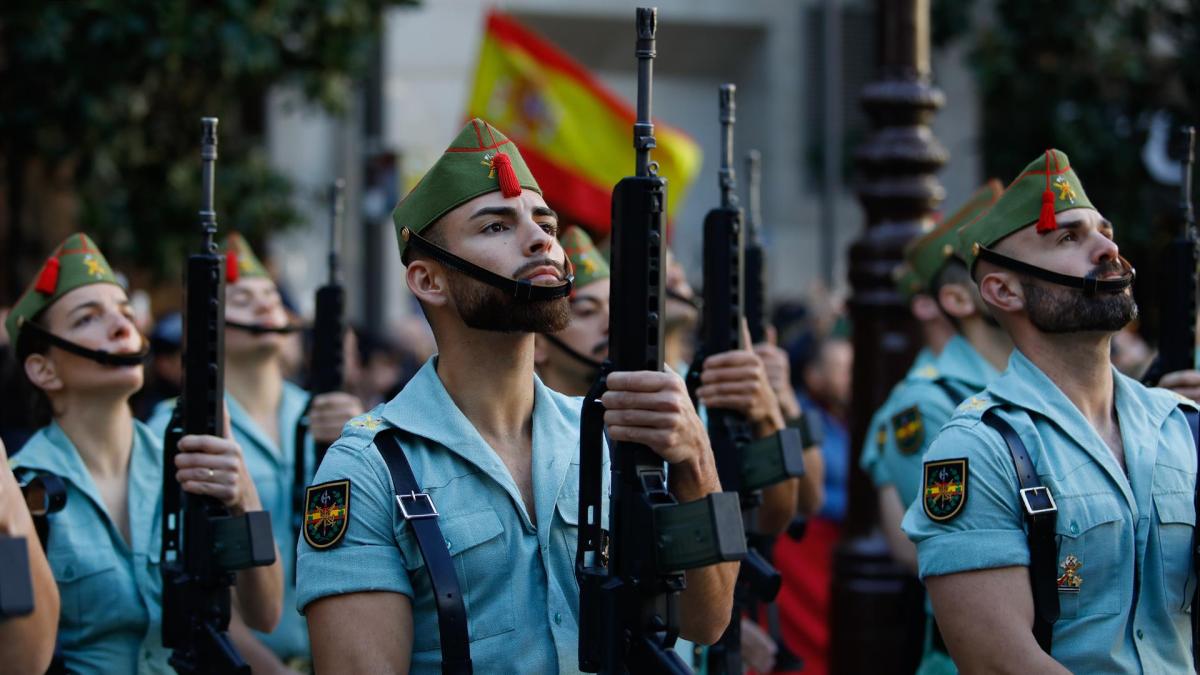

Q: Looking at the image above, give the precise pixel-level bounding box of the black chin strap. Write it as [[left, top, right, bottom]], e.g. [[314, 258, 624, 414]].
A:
[[666, 289, 702, 311], [19, 319, 148, 367], [542, 333, 604, 371], [224, 320, 303, 335], [402, 227, 574, 301], [975, 245, 1136, 296]]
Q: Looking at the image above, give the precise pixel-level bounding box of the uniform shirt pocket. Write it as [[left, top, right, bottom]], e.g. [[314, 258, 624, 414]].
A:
[[1153, 490, 1196, 613], [51, 550, 124, 631], [1054, 495, 1123, 619], [397, 508, 516, 652]]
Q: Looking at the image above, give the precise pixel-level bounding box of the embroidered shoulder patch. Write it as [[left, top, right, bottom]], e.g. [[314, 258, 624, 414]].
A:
[[304, 480, 351, 549], [891, 405, 924, 455], [923, 459, 968, 522], [875, 423, 888, 452]]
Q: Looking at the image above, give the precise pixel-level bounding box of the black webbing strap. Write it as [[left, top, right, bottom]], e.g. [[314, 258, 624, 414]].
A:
[[542, 333, 603, 371], [374, 430, 472, 675], [975, 246, 1135, 296], [18, 319, 148, 367], [402, 227, 573, 301], [981, 409, 1059, 654], [931, 379, 970, 408], [224, 320, 303, 335], [1183, 408, 1200, 661]]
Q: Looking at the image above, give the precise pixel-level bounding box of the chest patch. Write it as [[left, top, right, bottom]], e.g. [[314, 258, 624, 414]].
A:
[[922, 458, 968, 522], [304, 480, 351, 549], [1057, 554, 1083, 593], [891, 405, 925, 455]]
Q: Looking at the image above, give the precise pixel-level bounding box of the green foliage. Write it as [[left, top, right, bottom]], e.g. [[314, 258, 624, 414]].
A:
[[0, 0, 402, 283]]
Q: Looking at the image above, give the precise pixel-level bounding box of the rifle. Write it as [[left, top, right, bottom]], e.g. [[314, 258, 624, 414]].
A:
[[743, 150, 768, 346], [0, 537, 32, 620], [1145, 126, 1197, 385], [687, 85, 806, 675], [161, 118, 277, 675], [294, 179, 347, 544], [576, 9, 746, 674]]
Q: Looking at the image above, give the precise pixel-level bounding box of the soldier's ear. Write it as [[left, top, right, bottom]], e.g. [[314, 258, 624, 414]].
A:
[[936, 283, 975, 320], [24, 353, 64, 394], [978, 270, 1024, 315], [406, 258, 450, 309]]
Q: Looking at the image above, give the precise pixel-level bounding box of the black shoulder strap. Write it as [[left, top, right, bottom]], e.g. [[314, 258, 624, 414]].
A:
[[932, 378, 970, 407], [981, 409, 1058, 655], [373, 429, 473, 675], [1182, 408, 1200, 660]]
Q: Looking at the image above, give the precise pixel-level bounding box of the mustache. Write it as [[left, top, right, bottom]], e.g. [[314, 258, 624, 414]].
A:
[[1087, 258, 1129, 279], [512, 258, 567, 281]]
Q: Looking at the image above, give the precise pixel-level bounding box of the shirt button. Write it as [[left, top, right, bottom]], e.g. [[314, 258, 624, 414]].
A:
[[554, 612, 562, 625], [1137, 629, 1145, 640], [1069, 521, 1079, 535]]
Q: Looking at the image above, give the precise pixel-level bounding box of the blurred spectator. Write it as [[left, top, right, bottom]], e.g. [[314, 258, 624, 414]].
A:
[[772, 332, 853, 675], [132, 312, 183, 421]]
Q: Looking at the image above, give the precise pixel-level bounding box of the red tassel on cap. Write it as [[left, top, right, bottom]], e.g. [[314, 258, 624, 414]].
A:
[[492, 152, 522, 198], [1035, 150, 1057, 233], [226, 251, 240, 284], [34, 257, 60, 296]]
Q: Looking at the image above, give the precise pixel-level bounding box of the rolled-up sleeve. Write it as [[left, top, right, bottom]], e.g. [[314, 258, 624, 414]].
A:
[[296, 441, 412, 613], [901, 419, 1028, 579]]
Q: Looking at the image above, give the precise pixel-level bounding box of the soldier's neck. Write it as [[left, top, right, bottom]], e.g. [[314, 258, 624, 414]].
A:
[[535, 365, 588, 398], [225, 352, 284, 424], [962, 318, 1013, 372], [54, 392, 135, 480], [1020, 332, 1116, 431], [436, 329, 536, 446]]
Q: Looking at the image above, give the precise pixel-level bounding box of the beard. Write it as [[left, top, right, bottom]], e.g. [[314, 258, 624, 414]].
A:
[[1022, 261, 1138, 334], [448, 263, 570, 334]]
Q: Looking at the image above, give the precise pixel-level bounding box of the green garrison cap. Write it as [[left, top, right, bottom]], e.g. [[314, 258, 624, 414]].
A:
[[905, 179, 1004, 287], [393, 118, 541, 259], [221, 232, 270, 284], [959, 149, 1094, 270], [6, 233, 120, 349], [560, 226, 609, 290]]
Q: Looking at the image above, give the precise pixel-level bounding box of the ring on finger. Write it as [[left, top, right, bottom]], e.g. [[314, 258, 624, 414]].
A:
[[206, 468, 215, 480]]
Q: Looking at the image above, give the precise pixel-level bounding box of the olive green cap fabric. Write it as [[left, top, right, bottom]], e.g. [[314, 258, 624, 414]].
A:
[[958, 149, 1094, 270], [561, 226, 609, 290], [221, 232, 270, 283], [393, 118, 541, 259], [905, 180, 1004, 287], [6, 233, 120, 349], [893, 264, 924, 302]]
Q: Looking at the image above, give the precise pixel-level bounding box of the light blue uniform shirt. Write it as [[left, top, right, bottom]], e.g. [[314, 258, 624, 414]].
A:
[[297, 357, 601, 674], [148, 380, 313, 660], [876, 336, 999, 507], [13, 420, 171, 674], [903, 349, 1198, 673], [860, 347, 936, 488]]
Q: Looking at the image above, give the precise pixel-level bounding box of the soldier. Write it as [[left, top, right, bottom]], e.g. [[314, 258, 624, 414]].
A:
[[0, 436, 59, 674], [295, 119, 736, 673], [903, 149, 1197, 672], [9, 233, 283, 673], [533, 226, 609, 397], [148, 233, 363, 672]]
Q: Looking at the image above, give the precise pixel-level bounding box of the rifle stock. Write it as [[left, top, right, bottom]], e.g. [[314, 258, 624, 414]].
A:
[[161, 118, 276, 675], [577, 10, 745, 674], [1145, 126, 1197, 384]]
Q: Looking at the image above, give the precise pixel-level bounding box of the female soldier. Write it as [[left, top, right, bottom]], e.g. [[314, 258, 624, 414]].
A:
[[6, 233, 283, 674]]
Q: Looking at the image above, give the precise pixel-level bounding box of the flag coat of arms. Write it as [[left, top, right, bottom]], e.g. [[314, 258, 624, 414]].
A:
[[467, 10, 702, 238]]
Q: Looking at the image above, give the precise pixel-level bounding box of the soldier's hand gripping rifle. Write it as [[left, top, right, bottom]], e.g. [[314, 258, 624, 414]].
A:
[[161, 118, 277, 675], [294, 179, 347, 545], [1144, 126, 1197, 385], [576, 9, 746, 674], [684, 86, 806, 675]]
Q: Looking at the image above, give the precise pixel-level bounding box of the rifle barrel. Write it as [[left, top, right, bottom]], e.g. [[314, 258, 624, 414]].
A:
[[329, 179, 346, 284], [719, 85, 737, 210], [634, 8, 657, 178], [199, 118, 219, 250]]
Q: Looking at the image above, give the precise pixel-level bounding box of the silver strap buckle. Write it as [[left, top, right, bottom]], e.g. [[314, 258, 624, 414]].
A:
[[396, 491, 438, 520], [1019, 486, 1057, 516]]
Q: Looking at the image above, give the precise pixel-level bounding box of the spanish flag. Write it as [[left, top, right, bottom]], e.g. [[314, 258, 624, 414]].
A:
[[467, 10, 702, 238]]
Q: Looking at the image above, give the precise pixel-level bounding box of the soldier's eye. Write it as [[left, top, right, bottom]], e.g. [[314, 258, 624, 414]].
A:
[[483, 222, 507, 233], [540, 221, 559, 236]]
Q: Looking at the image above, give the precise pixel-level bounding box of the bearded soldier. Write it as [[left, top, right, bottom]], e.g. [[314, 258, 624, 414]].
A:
[[903, 149, 1198, 672], [295, 119, 737, 673]]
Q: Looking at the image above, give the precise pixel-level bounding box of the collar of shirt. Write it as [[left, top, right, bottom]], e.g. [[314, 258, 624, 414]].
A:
[[934, 334, 1000, 391], [13, 420, 162, 558], [987, 348, 1190, 511], [379, 356, 581, 534]]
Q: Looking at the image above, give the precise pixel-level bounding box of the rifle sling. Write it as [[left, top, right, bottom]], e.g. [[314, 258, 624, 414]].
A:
[[981, 409, 1058, 654], [374, 430, 473, 675]]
